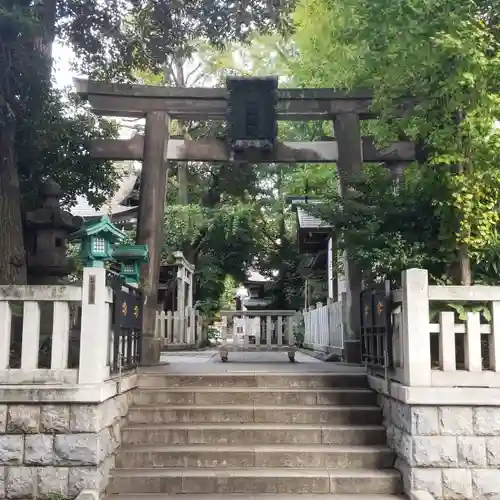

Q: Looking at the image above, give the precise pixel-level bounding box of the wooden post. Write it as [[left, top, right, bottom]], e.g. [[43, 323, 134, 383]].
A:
[[177, 268, 185, 314], [187, 270, 194, 309], [136, 111, 170, 365], [333, 113, 364, 363], [327, 237, 334, 300]]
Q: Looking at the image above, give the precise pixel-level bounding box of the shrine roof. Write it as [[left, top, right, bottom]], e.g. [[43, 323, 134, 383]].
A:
[[70, 161, 139, 221], [287, 196, 332, 231], [296, 206, 332, 230]]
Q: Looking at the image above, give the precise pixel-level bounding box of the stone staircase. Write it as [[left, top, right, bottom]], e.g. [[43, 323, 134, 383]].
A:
[[108, 372, 403, 498]]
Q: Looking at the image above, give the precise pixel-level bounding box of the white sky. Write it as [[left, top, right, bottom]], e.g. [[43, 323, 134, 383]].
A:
[[52, 41, 79, 89]]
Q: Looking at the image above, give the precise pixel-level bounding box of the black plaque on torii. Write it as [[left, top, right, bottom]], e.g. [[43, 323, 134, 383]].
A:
[[227, 76, 278, 158]]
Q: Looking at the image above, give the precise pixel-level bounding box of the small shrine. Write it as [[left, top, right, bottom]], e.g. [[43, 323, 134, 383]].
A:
[[288, 196, 339, 303], [158, 252, 195, 312], [25, 179, 83, 284]]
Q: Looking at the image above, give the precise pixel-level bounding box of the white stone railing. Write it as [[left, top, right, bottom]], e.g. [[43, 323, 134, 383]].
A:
[[0, 268, 119, 386], [303, 298, 346, 354], [155, 307, 205, 347], [219, 310, 299, 356], [392, 268, 500, 388]]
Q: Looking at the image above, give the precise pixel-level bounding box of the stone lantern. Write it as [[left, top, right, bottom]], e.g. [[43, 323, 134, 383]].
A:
[[25, 179, 83, 284], [70, 215, 126, 268]]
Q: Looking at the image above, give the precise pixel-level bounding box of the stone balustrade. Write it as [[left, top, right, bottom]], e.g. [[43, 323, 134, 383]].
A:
[[390, 268, 500, 389], [370, 268, 500, 499], [0, 268, 113, 386], [0, 267, 139, 499]]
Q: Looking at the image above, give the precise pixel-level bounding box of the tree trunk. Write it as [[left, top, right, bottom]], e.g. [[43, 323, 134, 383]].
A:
[[455, 159, 472, 286], [458, 244, 472, 286], [0, 122, 28, 285], [35, 0, 57, 60]]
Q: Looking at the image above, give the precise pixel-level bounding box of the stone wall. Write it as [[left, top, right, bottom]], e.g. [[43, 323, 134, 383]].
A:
[[378, 392, 500, 499], [0, 391, 133, 499]]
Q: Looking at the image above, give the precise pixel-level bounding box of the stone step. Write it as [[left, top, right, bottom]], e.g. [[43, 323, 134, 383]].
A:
[[116, 444, 395, 469], [127, 405, 382, 425], [108, 468, 402, 495], [137, 373, 368, 389], [109, 495, 405, 500], [122, 423, 387, 446], [132, 388, 377, 406]]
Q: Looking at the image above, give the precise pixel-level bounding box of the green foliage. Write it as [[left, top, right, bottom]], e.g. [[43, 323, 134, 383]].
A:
[[18, 90, 119, 211], [0, 2, 124, 283], [148, 35, 315, 315], [293, 315, 305, 347], [428, 301, 492, 328], [290, 0, 500, 284], [162, 203, 258, 315], [308, 164, 449, 285], [66, 0, 295, 79]]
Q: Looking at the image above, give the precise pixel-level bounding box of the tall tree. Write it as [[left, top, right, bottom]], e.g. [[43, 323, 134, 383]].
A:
[[291, 0, 500, 285], [0, 1, 294, 284]]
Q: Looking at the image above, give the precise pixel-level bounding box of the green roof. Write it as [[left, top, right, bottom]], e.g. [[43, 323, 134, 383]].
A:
[[69, 215, 126, 242], [113, 244, 149, 262]]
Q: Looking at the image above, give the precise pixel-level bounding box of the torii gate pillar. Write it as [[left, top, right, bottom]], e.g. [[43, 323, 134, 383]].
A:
[[137, 111, 170, 364], [333, 113, 363, 363]]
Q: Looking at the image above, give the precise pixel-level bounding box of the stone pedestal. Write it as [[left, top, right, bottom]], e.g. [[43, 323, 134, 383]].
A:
[[0, 391, 133, 499], [374, 380, 500, 499], [343, 339, 361, 364]]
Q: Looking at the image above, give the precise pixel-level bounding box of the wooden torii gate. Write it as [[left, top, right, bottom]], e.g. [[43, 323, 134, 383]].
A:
[[75, 79, 415, 364]]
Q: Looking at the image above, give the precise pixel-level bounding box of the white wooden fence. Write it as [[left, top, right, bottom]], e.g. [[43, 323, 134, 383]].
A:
[[0, 268, 126, 386], [303, 299, 346, 356], [219, 310, 298, 362], [155, 307, 206, 348], [389, 268, 500, 388]]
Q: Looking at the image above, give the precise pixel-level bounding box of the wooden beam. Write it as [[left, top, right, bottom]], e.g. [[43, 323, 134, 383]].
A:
[[75, 79, 375, 100], [91, 136, 415, 163], [75, 79, 409, 120], [84, 94, 378, 120]]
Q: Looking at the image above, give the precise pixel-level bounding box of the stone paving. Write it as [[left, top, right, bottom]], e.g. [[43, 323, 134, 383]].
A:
[[155, 349, 366, 374]]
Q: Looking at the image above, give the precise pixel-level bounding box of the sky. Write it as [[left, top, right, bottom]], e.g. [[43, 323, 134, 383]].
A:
[[52, 41, 77, 89]]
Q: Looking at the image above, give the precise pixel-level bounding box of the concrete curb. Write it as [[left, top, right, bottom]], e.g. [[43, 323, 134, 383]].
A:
[[75, 490, 99, 500], [410, 490, 435, 500]]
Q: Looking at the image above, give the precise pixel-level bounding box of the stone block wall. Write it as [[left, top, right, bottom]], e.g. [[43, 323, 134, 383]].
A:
[[379, 393, 500, 499], [0, 391, 133, 499]]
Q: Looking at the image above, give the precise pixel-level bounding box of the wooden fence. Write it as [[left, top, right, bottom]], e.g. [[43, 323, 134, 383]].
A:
[[155, 307, 206, 348], [303, 298, 346, 356]]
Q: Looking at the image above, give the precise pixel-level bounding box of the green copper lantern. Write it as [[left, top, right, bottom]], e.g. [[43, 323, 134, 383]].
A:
[[70, 215, 126, 268], [112, 244, 149, 284]]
